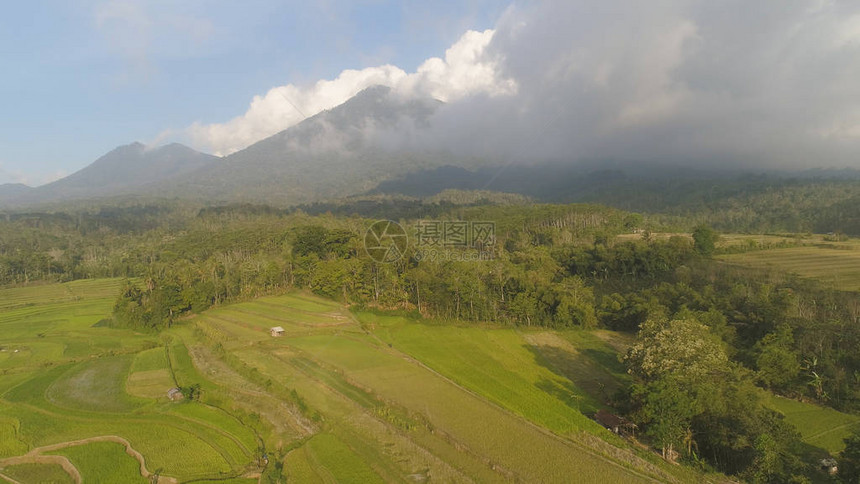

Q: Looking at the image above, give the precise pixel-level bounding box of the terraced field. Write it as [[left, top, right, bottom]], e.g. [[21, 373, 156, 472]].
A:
[[0, 280, 712, 482], [0, 280, 260, 483], [190, 295, 710, 483], [719, 244, 860, 291], [763, 394, 860, 455]]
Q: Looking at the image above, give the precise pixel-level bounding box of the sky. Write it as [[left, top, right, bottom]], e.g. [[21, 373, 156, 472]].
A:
[[0, 0, 507, 185], [3, 0, 860, 186]]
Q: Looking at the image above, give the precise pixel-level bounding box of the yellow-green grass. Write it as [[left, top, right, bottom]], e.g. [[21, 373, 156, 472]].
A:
[[363, 312, 613, 434], [0, 281, 259, 482], [208, 292, 688, 482], [167, 403, 259, 455], [126, 369, 175, 399], [130, 347, 169, 372], [0, 462, 74, 483], [284, 446, 325, 483], [764, 394, 860, 454], [717, 233, 808, 248], [127, 347, 174, 399], [302, 433, 384, 483], [244, 332, 662, 482], [0, 416, 27, 458], [236, 346, 491, 482], [0, 282, 701, 482], [719, 246, 860, 291], [0, 279, 152, 374], [49, 442, 147, 483], [46, 355, 148, 413], [191, 479, 258, 484], [0, 278, 121, 312], [3, 400, 244, 480]]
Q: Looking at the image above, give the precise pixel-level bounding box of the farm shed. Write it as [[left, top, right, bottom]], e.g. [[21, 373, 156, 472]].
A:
[[594, 409, 637, 436], [819, 458, 838, 475], [270, 326, 285, 337], [167, 387, 184, 401]]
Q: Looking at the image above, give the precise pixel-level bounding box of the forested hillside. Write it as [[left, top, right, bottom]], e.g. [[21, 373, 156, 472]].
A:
[[4, 198, 860, 481]]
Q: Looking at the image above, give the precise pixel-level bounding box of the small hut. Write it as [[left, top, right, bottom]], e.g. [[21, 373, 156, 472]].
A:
[[594, 409, 637, 436], [820, 458, 838, 475], [167, 387, 184, 401], [270, 326, 285, 337]]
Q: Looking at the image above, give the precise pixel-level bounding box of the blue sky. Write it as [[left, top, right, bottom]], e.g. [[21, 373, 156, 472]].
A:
[[5, 1, 860, 186], [0, 0, 508, 185]]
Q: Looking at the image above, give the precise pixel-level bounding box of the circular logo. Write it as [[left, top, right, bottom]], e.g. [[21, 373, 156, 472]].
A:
[[364, 220, 408, 263]]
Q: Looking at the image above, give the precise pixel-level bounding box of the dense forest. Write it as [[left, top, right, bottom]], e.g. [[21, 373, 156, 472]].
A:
[[4, 194, 860, 482]]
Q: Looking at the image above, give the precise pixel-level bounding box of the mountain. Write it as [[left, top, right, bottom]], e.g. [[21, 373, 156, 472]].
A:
[[0, 183, 34, 205], [1, 142, 219, 207], [1, 87, 481, 208], [164, 85, 468, 205]]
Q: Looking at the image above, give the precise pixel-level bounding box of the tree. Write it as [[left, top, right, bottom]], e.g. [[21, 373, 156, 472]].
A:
[[626, 318, 729, 382], [692, 225, 719, 256], [840, 429, 860, 483], [755, 324, 800, 391], [632, 376, 700, 461]]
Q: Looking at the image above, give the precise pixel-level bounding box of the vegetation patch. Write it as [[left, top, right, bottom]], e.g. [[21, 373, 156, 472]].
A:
[[49, 441, 147, 483], [46, 355, 145, 413], [0, 462, 75, 484]]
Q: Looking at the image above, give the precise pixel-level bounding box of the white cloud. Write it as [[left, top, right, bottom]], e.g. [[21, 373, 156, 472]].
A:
[[426, 0, 860, 168], [187, 29, 515, 156], [177, 0, 860, 169]]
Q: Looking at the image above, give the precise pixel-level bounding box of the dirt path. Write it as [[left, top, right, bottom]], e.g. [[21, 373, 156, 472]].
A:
[[0, 435, 178, 484], [0, 472, 23, 484], [806, 420, 860, 442]]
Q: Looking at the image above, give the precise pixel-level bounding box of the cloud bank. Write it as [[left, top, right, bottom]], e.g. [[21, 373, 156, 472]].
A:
[[425, 0, 860, 168], [186, 0, 860, 169], [188, 29, 515, 156]]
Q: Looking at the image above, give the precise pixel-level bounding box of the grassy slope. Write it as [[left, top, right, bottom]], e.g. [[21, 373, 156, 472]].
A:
[[0, 280, 258, 482], [197, 294, 681, 482], [50, 442, 147, 483], [0, 462, 74, 484], [0, 282, 718, 482], [764, 394, 860, 454], [719, 244, 860, 291]]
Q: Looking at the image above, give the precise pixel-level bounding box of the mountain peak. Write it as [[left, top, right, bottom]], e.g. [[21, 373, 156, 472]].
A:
[[0, 142, 219, 207]]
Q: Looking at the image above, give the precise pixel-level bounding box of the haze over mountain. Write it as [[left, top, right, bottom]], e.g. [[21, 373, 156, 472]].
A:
[[161, 85, 470, 205], [0, 183, 34, 206], [2, 142, 218, 207], [6, 79, 860, 211], [0, 86, 482, 208]]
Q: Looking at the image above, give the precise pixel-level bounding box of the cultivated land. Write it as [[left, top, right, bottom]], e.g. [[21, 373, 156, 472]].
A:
[[719, 243, 860, 291], [621, 232, 860, 291], [0, 279, 720, 483], [3, 277, 855, 482]]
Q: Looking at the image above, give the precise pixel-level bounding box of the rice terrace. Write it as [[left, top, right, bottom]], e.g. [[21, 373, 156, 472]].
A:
[[0, 277, 703, 483], [7, 2, 860, 482]]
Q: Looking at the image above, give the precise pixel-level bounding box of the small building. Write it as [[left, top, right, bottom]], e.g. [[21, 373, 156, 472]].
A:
[[820, 458, 838, 475], [167, 387, 184, 401], [594, 409, 637, 436], [270, 326, 285, 337]]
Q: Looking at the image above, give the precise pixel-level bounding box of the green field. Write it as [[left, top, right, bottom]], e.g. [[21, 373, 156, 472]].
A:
[[719, 244, 860, 291], [0, 281, 719, 482], [0, 280, 259, 483], [764, 394, 860, 454], [50, 441, 148, 483]]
